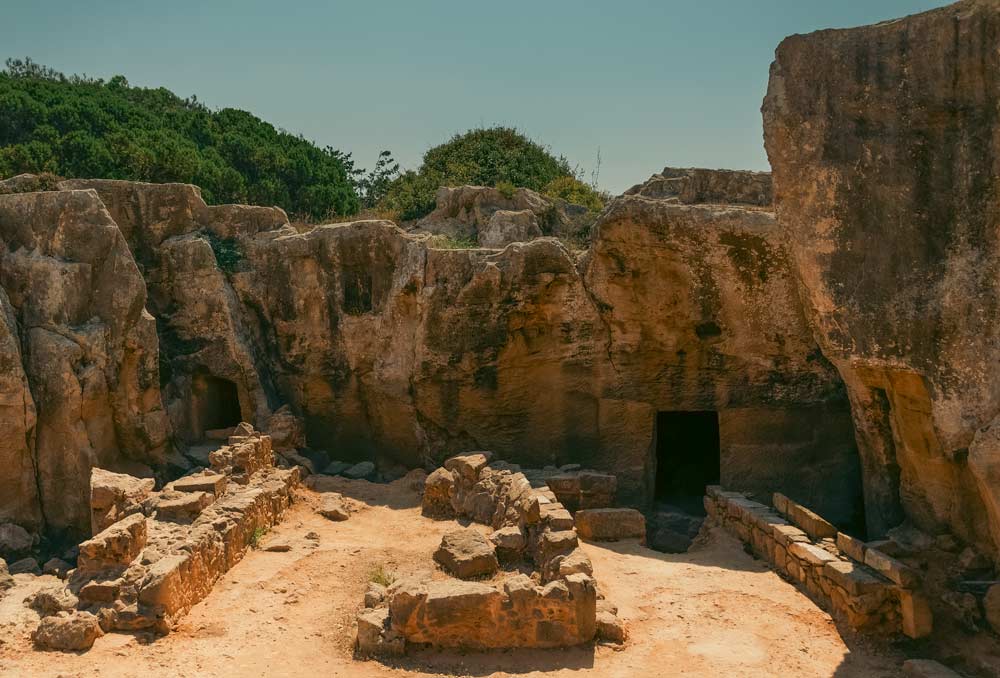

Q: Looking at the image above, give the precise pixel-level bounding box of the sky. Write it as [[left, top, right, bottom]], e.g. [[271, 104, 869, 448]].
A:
[[2, 0, 946, 193]]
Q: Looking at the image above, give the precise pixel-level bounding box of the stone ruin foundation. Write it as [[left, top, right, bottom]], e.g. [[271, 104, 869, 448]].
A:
[[706, 487, 932, 638], [356, 452, 631, 656], [27, 424, 299, 650]]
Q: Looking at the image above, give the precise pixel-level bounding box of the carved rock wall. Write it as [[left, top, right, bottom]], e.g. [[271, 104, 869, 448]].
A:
[[763, 0, 1000, 553]]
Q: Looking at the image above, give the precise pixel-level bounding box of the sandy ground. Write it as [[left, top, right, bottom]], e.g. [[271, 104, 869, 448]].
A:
[[0, 477, 907, 678]]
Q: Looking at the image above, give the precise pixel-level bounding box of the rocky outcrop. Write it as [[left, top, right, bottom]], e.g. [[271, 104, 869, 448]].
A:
[[763, 0, 1000, 557], [625, 167, 772, 206], [0, 170, 860, 538], [414, 185, 592, 246], [0, 189, 170, 539]]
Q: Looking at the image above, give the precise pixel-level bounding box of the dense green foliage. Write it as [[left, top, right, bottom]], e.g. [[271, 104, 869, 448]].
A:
[[0, 58, 359, 219], [379, 127, 575, 221], [542, 176, 605, 212]]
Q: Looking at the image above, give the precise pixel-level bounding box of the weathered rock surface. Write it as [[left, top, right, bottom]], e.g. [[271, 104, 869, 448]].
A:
[[763, 0, 1000, 556], [0, 188, 170, 539], [625, 167, 772, 206], [0, 168, 860, 539], [415, 185, 591, 246], [32, 611, 103, 651], [575, 508, 646, 542], [90, 468, 155, 535], [433, 529, 499, 579]]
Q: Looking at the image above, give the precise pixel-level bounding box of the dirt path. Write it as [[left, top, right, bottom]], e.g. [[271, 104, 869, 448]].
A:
[[0, 477, 904, 678]]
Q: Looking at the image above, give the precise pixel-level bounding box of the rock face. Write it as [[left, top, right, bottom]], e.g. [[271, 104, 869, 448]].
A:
[[625, 167, 772, 206], [0, 188, 170, 538], [0, 169, 863, 538], [415, 185, 591, 247], [763, 0, 1000, 555]]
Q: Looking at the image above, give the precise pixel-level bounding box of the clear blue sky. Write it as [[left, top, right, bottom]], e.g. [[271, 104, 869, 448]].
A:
[[2, 1, 946, 192]]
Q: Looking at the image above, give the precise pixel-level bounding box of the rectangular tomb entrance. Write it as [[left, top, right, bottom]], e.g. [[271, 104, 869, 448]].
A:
[[654, 411, 721, 515]]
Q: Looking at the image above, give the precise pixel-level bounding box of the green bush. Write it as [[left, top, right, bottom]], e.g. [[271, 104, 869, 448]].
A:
[[495, 180, 516, 199], [379, 126, 574, 221], [542, 176, 606, 212], [0, 58, 359, 220], [205, 232, 242, 274]]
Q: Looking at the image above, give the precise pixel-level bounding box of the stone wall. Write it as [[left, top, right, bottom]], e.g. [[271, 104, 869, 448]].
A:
[[358, 452, 618, 655], [705, 487, 932, 638], [31, 427, 299, 649], [762, 0, 1000, 558]]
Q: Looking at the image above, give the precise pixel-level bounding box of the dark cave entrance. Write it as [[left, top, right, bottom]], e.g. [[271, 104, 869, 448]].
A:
[[192, 372, 242, 438], [654, 411, 721, 515]]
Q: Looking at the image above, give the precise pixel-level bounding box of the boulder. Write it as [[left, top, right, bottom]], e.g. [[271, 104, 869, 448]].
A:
[[263, 405, 305, 450], [42, 558, 72, 579], [433, 529, 499, 579], [0, 522, 34, 558], [478, 210, 542, 248], [489, 526, 526, 562], [342, 461, 375, 480], [595, 609, 627, 644], [422, 467, 455, 517], [322, 461, 351, 476], [32, 611, 104, 652], [575, 508, 646, 542], [24, 586, 79, 617], [356, 607, 404, 657], [77, 513, 147, 572], [317, 494, 350, 522], [9, 557, 41, 575], [90, 468, 155, 528], [625, 167, 772, 206]]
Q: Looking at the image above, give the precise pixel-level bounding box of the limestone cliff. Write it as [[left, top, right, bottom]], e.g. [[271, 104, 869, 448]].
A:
[[763, 0, 1000, 554], [0, 173, 858, 544], [0, 189, 169, 539]]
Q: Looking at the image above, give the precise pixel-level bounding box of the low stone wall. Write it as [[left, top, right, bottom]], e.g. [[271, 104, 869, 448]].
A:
[[705, 487, 932, 638], [359, 452, 622, 656], [31, 426, 300, 650], [388, 573, 597, 650]]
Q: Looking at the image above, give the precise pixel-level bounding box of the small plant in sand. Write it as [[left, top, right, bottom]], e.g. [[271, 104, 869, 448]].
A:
[[249, 526, 268, 549], [368, 563, 397, 587]]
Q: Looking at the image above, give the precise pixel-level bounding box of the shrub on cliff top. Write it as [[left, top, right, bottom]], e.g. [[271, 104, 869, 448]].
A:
[[378, 126, 574, 221]]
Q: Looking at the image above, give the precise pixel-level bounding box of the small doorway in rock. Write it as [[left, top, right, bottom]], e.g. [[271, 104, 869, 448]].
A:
[[654, 411, 721, 515], [192, 372, 242, 438]]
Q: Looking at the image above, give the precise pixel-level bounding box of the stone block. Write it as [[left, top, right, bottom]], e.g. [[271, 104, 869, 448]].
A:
[[444, 453, 492, 484], [433, 529, 499, 579], [864, 548, 919, 588], [490, 526, 526, 561], [541, 504, 575, 531], [822, 560, 885, 596], [783, 497, 837, 540], [77, 513, 147, 572], [422, 467, 455, 516], [836, 532, 866, 563], [154, 491, 214, 521], [90, 468, 155, 535], [172, 473, 227, 496], [899, 590, 933, 639], [771, 524, 810, 547], [575, 509, 645, 542], [536, 530, 579, 567], [32, 611, 104, 651], [789, 542, 839, 567]]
